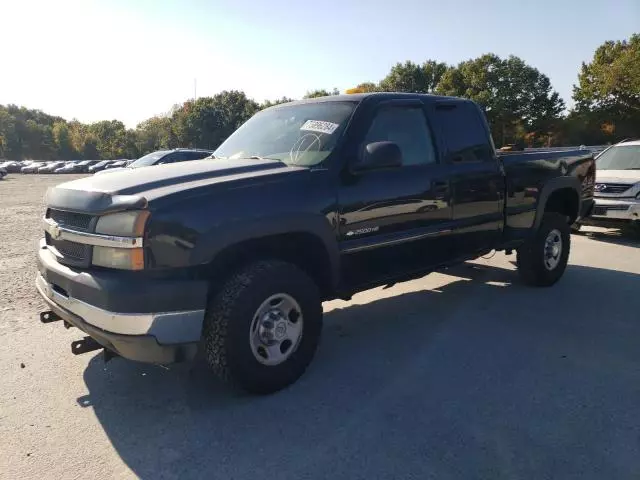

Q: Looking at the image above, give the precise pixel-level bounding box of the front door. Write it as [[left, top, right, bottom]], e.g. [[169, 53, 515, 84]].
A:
[[337, 101, 454, 289]]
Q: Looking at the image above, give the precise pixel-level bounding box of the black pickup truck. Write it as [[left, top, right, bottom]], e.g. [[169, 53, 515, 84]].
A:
[[36, 93, 595, 393]]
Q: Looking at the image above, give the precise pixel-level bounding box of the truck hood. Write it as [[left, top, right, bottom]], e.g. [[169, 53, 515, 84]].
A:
[[596, 170, 640, 184], [46, 158, 306, 214]]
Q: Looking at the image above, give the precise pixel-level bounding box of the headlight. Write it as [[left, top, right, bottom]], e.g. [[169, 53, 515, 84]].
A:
[[92, 210, 149, 270], [95, 210, 149, 236], [92, 246, 145, 270]]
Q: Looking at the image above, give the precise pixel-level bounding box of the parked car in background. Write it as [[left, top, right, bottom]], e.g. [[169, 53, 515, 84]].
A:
[[87, 160, 115, 173], [103, 159, 129, 170], [37, 161, 66, 174], [0, 161, 22, 173], [73, 160, 100, 173], [95, 149, 214, 175], [21, 162, 45, 173], [53, 161, 79, 173], [578, 139, 640, 231], [0, 166, 7, 179]]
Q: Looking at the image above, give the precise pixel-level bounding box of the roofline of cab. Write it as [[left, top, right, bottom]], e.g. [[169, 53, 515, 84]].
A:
[[264, 92, 470, 110]]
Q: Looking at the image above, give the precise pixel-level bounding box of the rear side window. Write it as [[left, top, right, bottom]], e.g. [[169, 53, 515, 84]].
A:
[[364, 106, 436, 166], [434, 102, 493, 163]]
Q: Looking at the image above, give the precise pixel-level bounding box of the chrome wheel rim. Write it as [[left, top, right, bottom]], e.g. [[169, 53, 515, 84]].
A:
[[249, 293, 304, 366], [544, 229, 563, 271]]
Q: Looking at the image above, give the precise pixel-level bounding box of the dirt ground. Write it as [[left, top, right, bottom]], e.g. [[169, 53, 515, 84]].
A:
[[1, 174, 639, 479]]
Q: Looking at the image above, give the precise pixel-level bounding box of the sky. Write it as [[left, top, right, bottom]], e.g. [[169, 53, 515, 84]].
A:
[[1, 0, 638, 128]]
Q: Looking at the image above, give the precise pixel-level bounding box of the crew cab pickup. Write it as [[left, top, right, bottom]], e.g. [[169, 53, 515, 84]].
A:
[[36, 93, 595, 393]]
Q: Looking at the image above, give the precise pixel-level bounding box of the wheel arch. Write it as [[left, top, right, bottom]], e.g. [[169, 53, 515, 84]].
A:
[[194, 215, 340, 299], [533, 177, 581, 230]]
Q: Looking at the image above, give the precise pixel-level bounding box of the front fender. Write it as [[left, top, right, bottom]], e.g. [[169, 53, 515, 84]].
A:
[[190, 213, 341, 289]]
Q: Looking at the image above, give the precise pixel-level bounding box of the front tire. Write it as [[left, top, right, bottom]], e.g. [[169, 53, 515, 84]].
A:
[[203, 260, 323, 394], [517, 213, 571, 287]]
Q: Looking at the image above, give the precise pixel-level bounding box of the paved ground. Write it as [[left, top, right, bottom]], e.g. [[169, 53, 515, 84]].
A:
[[1, 174, 639, 479]]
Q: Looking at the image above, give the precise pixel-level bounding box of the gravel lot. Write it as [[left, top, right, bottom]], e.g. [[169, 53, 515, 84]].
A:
[[1, 174, 640, 479]]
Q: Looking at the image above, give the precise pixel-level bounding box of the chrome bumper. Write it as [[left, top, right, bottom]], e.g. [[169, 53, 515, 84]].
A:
[[591, 198, 640, 221], [35, 273, 205, 343]]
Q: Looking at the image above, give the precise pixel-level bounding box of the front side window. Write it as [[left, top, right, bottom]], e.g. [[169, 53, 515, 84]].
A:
[[596, 145, 640, 170], [363, 106, 436, 166], [214, 102, 356, 166]]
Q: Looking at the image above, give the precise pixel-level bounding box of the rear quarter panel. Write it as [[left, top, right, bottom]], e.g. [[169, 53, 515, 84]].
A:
[[501, 150, 595, 232]]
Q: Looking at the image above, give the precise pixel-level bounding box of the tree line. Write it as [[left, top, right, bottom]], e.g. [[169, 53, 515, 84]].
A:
[[0, 34, 637, 161]]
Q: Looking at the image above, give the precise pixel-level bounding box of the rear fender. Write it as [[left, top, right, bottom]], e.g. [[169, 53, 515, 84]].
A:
[[533, 176, 581, 230]]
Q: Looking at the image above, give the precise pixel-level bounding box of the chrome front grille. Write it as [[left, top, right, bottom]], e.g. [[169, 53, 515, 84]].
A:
[[594, 183, 633, 194], [47, 209, 94, 231], [45, 209, 95, 267]]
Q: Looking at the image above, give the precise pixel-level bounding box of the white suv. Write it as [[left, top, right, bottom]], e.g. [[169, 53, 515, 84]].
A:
[[583, 140, 640, 230]]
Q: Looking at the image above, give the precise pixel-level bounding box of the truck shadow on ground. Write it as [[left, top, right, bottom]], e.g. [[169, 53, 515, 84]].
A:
[[80, 262, 640, 480]]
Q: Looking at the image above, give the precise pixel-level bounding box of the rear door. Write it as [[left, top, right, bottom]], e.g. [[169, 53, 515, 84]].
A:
[[432, 101, 504, 254]]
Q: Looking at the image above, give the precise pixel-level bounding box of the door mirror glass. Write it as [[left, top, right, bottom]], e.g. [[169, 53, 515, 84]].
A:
[[354, 141, 402, 171]]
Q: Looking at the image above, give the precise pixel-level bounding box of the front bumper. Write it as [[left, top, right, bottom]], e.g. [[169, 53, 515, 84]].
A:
[[584, 197, 640, 224], [36, 241, 208, 363]]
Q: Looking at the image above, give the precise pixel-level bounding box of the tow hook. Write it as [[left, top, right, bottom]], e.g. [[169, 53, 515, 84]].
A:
[[71, 336, 103, 355], [40, 310, 61, 324]]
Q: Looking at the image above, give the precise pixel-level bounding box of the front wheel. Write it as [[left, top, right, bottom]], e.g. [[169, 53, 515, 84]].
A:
[[203, 260, 323, 394], [517, 213, 571, 287]]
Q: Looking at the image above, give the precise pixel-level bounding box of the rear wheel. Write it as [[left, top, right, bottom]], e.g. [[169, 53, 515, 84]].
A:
[[517, 212, 571, 287], [203, 260, 323, 394]]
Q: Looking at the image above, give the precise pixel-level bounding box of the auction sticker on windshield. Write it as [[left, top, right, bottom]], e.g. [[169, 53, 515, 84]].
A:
[[300, 120, 339, 135]]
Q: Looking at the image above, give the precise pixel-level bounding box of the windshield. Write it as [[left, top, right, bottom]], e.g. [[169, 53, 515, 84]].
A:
[[129, 151, 168, 168], [596, 145, 640, 170], [214, 101, 356, 166]]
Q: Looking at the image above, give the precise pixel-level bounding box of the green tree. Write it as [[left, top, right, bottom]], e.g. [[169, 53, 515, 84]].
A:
[[573, 33, 640, 141], [437, 54, 564, 146], [135, 116, 173, 153], [303, 88, 339, 98], [52, 122, 75, 159], [354, 82, 380, 92], [260, 97, 295, 109], [172, 90, 259, 149], [0, 108, 19, 159], [379, 60, 449, 93]]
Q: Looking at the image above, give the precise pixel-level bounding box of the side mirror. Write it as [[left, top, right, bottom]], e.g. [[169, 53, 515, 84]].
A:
[[353, 141, 402, 172]]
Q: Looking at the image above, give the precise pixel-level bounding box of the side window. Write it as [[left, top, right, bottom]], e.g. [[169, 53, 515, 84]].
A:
[[171, 153, 189, 163], [364, 106, 436, 166], [188, 151, 208, 160], [157, 153, 175, 164], [433, 102, 493, 163]]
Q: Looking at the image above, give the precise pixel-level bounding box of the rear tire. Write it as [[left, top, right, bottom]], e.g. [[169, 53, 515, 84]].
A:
[[517, 212, 571, 287], [203, 260, 323, 394]]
